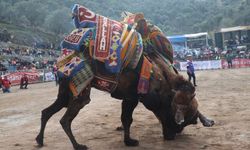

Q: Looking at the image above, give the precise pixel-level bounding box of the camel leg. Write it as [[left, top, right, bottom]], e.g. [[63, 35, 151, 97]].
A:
[[198, 111, 215, 127], [36, 79, 69, 147], [121, 98, 139, 146], [36, 98, 66, 147], [60, 87, 91, 150]]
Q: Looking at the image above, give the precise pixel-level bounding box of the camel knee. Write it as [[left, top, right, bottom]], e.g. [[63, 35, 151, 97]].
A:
[[60, 117, 69, 129], [41, 109, 50, 121]]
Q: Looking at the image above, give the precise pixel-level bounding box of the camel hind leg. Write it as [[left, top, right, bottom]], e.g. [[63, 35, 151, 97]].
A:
[[36, 79, 70, 147], [60, 86, 91, 150], [121, 98, 139, 146]]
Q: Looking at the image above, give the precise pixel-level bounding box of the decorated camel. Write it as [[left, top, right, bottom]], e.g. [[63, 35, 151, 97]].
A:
[[36, 4, 214, 150]]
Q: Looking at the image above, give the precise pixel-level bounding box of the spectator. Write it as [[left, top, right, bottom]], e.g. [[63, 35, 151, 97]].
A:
[[186, 55, 197, 86], [20, 74, 28, 89], [0, 76, 2, 89], [226, 50, 233, 68], [2, 76, 11, 93]]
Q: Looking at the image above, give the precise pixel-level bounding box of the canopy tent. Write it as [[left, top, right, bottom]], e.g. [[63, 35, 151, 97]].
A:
[[184, 32, 208, 38], [220, 26, 250, 33], [167, 35, 186, 43], [167, 32, 209, 50], [215, 25, 250, 49]]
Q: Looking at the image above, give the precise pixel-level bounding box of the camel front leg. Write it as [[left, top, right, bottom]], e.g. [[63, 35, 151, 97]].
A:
[[36, 98, 65, 147], [60, 87, 91, 150], [198, 111, 215, 127]]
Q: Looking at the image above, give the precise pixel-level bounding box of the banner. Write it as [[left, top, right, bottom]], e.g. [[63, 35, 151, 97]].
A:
[[180, 60, 222, 71], [3, 71, 40, 85], [44, 72, 55, 81], [221, 59, 250, 69]]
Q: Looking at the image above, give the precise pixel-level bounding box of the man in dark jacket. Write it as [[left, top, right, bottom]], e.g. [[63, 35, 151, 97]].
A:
[[20, 74, 28, 89]]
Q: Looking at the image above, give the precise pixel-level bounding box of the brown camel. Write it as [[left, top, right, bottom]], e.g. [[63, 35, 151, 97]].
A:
[[36, 51, 214, 150]]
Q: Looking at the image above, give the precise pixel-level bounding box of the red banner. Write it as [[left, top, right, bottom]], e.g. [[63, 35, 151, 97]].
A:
[[3, 71, 40, 86], [221, 59, 250, 69], [94, 16, 112, 59]]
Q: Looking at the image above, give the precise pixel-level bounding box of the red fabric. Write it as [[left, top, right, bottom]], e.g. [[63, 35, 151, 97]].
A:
[[2, 79, 11, 88], [4, 72, 39, 85]]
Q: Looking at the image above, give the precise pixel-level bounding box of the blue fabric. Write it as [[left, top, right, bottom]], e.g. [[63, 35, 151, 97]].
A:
[[187, 61, 195, 73], [61, 28, 92, 52], [72, 4, 97, 29], [105, 44, 122, 73], [2, 88, 10, 93]]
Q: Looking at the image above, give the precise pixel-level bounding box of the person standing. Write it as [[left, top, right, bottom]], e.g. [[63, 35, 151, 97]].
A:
[[186, 56, 197, 86], [2, 76, 11, 93], [226, 50, 233, 68], [20, 74, 28, 89]]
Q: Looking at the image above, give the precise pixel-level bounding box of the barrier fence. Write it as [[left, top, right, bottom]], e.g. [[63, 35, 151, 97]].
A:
[[0, 69, 55, 86], [176, 58, 250, 71], [1, 58, 250, 85]]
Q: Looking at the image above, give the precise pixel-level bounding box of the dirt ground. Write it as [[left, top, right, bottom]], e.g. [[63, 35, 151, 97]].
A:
[[0, 68, 250, 150]]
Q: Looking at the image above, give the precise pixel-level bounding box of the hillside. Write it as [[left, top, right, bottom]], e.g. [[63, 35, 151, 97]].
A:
[[0, 22, 61, 48], [0, 0, 249, 46]]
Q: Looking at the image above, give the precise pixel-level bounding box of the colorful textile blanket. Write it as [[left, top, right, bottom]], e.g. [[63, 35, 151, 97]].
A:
[[95, 15, 124, 73], [57, 51, 94, 96], [69, 63, 93, 97], [149, 31, 174, 63], [72, 4, 97, 28], [71, 4, 143, 73], [60, 4, 159, 96], [122, 12, 174, 63], [61, 28, 92, 52], [137, 56, 153, 94]]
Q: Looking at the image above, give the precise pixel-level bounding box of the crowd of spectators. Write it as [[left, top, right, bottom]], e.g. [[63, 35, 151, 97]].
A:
[[0, 46, 59, 71], [174, 46, 250, 62]]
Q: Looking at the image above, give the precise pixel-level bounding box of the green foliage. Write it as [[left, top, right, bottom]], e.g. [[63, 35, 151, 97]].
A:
[[0, 0, 249, 36]]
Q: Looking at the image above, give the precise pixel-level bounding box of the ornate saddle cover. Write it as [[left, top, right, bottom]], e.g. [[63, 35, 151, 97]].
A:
[[71, 4, 143, 73], [58, 4, 174, 96], [121, 12, 174, 63]]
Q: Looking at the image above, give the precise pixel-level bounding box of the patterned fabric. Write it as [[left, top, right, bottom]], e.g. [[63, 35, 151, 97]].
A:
[[121, 12, 174, 63], [61, 28, 92, 52], [57, 51, 94, 97], [71, 4, 143, 73], [72, 4, 97, 28], [149, 30, 174, 63], [59, 4, 161, 96], [137, 56, 153, 94], [94, 16, 112, 59], [92, 76, 117, 93], [125, 33, 143, 69], [57, 49, 75, 70], [69, 63, 94, 97]]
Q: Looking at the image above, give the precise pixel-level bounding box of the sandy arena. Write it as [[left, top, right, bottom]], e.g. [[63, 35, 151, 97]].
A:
[[0, 68, 250, 150]]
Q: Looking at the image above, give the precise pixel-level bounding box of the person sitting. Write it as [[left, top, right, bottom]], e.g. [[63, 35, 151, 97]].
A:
[[20, 74, 28, 89], [2, 76, 11, 93]]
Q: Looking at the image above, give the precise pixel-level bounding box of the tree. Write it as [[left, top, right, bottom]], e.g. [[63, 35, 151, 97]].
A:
[[44, 8, 72, 35]]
